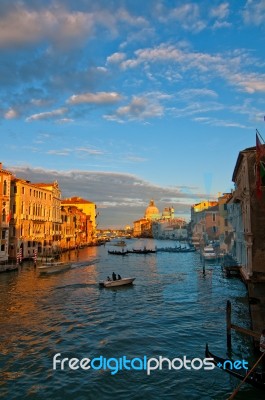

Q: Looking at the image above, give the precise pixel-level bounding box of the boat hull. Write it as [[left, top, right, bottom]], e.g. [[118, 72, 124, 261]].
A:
[[205, 344, 265, 390], [37, 262, 71, 274], [99, 277, 135, 288]]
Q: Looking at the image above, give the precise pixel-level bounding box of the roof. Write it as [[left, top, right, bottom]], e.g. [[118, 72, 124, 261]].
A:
[[205, 205, 219, 212], [0, 163, 13, 176], [232, 146, 256, 182], [61, 196, 94, 204], [34, 183, 55, 187]]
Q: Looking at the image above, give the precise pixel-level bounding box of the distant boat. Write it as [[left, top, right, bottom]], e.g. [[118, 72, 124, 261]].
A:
[[128, 246, 156, 254], [113, 240, 127, 247], [37, 261, 71, 274], [156, 246, 180, 252], [99, 277, 135, 288], [202, 245, 217, 260], [108, 249, 128, 255]]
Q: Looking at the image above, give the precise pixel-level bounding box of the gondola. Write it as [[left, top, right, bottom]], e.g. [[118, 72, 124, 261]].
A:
[[205, 344, 265, 390], [108, 250, 128, 255]]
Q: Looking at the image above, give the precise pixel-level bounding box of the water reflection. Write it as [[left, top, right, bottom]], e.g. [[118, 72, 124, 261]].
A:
[[0, 240, 263, 400]]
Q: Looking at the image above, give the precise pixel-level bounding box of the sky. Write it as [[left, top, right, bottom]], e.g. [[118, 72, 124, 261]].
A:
[[1, 0, 265, 228]]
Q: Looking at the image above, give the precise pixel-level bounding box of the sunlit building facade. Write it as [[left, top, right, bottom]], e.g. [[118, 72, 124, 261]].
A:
[[61, 205, 92, 249], [9, 179, 62, 259], [61, 197, 97, 242], [190, 200, 219, 247], [0, 163, 12, 263]]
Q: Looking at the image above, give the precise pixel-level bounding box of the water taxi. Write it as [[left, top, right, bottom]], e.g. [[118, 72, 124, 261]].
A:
[[99, 277, 135, 288], [37, 261, 71, 274]]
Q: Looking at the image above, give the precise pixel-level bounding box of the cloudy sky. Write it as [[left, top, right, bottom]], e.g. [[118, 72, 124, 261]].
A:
[[1, 0, 265, 228]]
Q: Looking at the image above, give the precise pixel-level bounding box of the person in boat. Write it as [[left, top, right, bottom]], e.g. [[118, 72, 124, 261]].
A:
[[117, 274, 121, 280], [260, 328, 265, 372], [107, 276, 111, 281], [112, 272, 116, 281]]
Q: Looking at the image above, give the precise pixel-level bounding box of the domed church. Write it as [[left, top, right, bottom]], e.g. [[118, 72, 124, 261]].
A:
[[144, 199, 160, 220]]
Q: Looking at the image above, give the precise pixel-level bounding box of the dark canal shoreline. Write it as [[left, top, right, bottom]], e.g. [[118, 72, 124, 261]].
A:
[[0, 239, 264, 400]]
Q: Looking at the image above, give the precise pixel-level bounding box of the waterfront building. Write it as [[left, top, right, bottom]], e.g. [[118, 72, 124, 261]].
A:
[[229, 145, 265, 281], [217, 193, 233, 253], [0, 163, 12, 263], [133, 200, 187, 239], [61, 205, 92, 249], [9, 179, 61, 260], [133, 218, 151, 237], [190, 200, 218, 247], [152, 219, 188, 240], [61, 197, 97, 242], [133, 200, 160, 237]]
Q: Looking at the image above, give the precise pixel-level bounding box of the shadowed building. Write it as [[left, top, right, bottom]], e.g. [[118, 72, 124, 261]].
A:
[[230, 145, 265, 281]]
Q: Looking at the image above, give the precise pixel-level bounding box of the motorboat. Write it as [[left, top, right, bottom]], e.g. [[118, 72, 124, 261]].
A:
[[99, 277, 135, 288], [202, 245, 217, 260], [37, 261, 71, 274]]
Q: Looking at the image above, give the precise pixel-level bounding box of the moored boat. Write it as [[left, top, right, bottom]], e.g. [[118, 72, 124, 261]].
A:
[[205, 344, 265, 390], [202, 245, 217, 260], [37, 261, 71, 274], [99, 277, 135, 288]]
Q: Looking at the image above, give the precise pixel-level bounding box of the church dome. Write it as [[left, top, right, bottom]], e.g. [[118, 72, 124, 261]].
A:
[[145, 200, 159, 219]]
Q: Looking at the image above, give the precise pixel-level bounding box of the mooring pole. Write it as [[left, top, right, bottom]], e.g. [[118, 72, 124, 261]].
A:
[[226, 300, 232, 350]]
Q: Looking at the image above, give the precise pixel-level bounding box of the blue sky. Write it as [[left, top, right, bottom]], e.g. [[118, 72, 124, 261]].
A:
[[1, 0, 265, 228]]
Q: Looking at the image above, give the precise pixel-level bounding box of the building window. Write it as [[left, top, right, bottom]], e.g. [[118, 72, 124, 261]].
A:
[[3, 180, 7, 195], [212, 214, 216, 222], [2, 230, 5, 239], [1, 244, 5, 252], [2, 209, 6, 222], [14, 185, 17, 194]]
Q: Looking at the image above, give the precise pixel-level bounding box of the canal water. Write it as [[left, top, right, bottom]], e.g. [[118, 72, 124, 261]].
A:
[[0, 239, 263, 400]]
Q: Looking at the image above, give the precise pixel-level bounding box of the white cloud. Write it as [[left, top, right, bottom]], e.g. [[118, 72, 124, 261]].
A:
[[4, 108, 18, 119], [67, 92, 122, 105], [243, 0, 265, 26], [107, 52, 126, 64], [105, 96, 164, 122], [158, 3, 206, 32], [193, 116, 249, 129], [212, 21, 231, 29], [26, 108, 67, 121], [209, 3, 229, 19], [178, 89, 218, 99]]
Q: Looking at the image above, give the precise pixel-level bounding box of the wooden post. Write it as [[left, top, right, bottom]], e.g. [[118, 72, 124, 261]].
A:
[[226, 300, 232, 350]]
